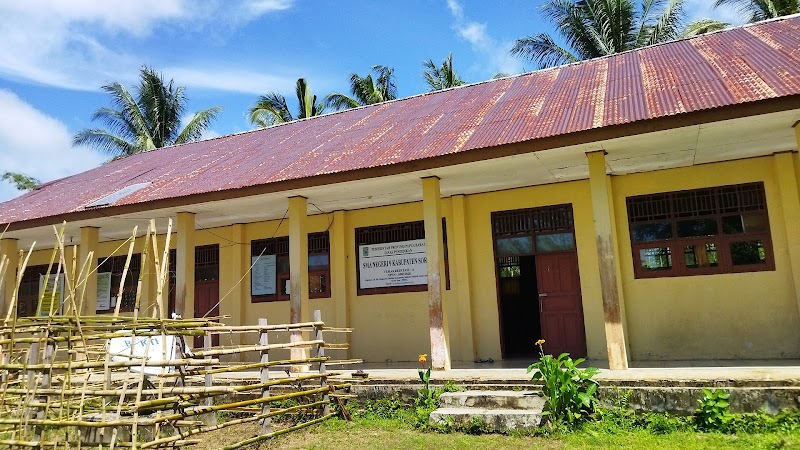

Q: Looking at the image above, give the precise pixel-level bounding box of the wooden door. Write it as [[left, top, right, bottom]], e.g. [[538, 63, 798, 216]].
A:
[[536, 252, 587, 358], [194, 280, 220, 347]]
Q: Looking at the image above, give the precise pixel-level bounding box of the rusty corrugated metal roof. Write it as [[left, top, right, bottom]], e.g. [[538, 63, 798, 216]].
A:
[[2, 16, 800, 226]]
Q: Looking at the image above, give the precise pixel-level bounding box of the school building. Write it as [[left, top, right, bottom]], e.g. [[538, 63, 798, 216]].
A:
[[1, 17, 800, 370]]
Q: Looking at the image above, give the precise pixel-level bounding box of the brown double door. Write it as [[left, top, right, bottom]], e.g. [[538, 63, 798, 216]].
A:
[[493, 205, 587, 359]]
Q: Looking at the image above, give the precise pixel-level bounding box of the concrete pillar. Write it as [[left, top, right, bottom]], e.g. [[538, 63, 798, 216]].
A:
[[450, 195, 476, 361], [288, 197, 310, 367], [288, 197, 310, 324], [219, 224, 246, 351], [422, 177, 451, 370], [586, 151, 629, 370], [78, 227, 99, 315], [0, 239, 19, 318], [175, 212, 196, 320], [773, 151, 800, 321], [330, 210, 350, 357]]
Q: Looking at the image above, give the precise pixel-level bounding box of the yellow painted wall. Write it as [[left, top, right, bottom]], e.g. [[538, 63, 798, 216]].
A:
[[612, 156, 800, 360]]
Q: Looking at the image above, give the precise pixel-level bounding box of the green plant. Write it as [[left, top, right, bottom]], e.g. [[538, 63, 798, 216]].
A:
[[695, 388, 732, 432], [417, 353, 436, 409], [528, 339, 599, 427]]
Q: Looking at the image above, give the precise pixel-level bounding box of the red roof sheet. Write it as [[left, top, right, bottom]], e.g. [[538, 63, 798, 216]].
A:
[[3, 17, 800, 226]]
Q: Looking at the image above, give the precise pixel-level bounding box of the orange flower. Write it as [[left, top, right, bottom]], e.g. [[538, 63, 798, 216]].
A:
[[418, 354, 428, 365], [536, 339, 545, 346]]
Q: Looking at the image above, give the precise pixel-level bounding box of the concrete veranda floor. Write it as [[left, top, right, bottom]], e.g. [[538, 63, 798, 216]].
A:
[[204, 358, 800, 387]]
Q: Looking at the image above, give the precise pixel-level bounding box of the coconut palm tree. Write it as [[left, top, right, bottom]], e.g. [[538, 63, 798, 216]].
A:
[[2, 172, 39, 192], [249, 78, 326, 128], [73, 67, 221, 158], [324, 65, 398, 110], [422, 54, 465, 91], [713, 0, 798, 22], [511, 0, 728, 69]]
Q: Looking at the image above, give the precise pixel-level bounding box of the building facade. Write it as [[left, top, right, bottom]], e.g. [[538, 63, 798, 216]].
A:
[[2, 17, 800, 369]]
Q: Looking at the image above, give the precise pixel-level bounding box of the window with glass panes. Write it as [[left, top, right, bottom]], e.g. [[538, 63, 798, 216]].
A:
[[250, 232, 330, 302], [97, 254, 141, 312], [626, 182, 774, 278], [17, 264, 49, 317], [491, 204, 577, 255]]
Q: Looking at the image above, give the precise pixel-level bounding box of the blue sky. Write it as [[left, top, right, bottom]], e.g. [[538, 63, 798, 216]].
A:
[[0, 0, 739, 202]]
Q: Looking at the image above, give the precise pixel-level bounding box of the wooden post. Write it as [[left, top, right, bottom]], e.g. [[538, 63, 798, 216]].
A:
[[774, 151, 800, 321], [288, 196, 310, 370], [259, 318, 271, 435], [175, 212, 196, 321], [78, 227, 99, 315], [422, 177, 451, 371], [314, 310, 329, 416], [586, 151, 629, 370], [0, 239, 18, 319], [202, 331, 217, 426], [25, 339, 40, 434]]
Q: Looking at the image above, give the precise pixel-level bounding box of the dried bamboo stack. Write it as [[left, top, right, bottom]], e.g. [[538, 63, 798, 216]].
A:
[[0, 221, 354, 449]]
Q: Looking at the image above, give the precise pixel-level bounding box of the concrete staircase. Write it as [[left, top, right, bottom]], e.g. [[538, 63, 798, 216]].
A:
[[429, 390, 545, 431]]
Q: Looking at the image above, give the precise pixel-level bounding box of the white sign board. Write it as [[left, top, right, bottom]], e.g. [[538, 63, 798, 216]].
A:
[[96, 272, 112, 312], [108, 333, 181, 375], [358, 239, 428, 289], [251, 254, 277, 295], [38, 274, 64, 316]]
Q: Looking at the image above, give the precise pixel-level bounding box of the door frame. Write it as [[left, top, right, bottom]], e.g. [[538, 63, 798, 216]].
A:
[[490, 204, 586, 359]]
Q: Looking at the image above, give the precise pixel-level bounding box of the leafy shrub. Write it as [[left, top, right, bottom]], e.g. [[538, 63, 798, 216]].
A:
[[695, 388, 732, 432], [528, 340, 599, 426]]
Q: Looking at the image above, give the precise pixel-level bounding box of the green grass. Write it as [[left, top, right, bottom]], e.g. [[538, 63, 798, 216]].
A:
[[254, 416, 800, 449], [192, 396, 800, 450]]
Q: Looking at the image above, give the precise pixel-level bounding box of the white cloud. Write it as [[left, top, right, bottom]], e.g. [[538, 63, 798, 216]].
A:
[[244, 0, 295, 15], [0, 1, 296, 93], [0, 89, 106, 202], [165, 67, 298, 95], [446, 0, 464, 18], [446, 0, 524, 77]]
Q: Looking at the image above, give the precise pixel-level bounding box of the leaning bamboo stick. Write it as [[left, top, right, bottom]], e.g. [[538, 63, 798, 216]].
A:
[[139, 400, 327, 449], [156, 357, 326, 378], [221, 412, 337, 450], [190, 339, 324, 358]]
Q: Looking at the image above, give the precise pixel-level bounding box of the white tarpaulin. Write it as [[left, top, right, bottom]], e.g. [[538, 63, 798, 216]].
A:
[[107, 333, 183, 375]]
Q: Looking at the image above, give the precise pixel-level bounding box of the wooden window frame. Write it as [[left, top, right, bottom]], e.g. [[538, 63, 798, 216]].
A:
[[354, 219, 450, 296], [17, 264, 49, 317], [251, 232, 331, 303], [97, 254, 142, 313], [627, 182, 775, 279]]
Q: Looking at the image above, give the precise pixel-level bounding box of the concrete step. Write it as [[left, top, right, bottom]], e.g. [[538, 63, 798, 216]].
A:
[[429, 407, 543, 430], [438, 390, 545, 410]]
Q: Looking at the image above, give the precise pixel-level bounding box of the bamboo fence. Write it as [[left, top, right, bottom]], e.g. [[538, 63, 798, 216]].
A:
[[0, 221, 354, 449]]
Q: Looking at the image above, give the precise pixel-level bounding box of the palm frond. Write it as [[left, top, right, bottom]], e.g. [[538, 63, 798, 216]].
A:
[[175, 106, 223, 144], [324, 93, 362, 110], [422, 54, 464, 91], [511, 33, 580, 68], [680, 18, 729, 37], [645, 0, 685, 45], [249, 93, 292, 127], [72, 129, 139, 157]]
